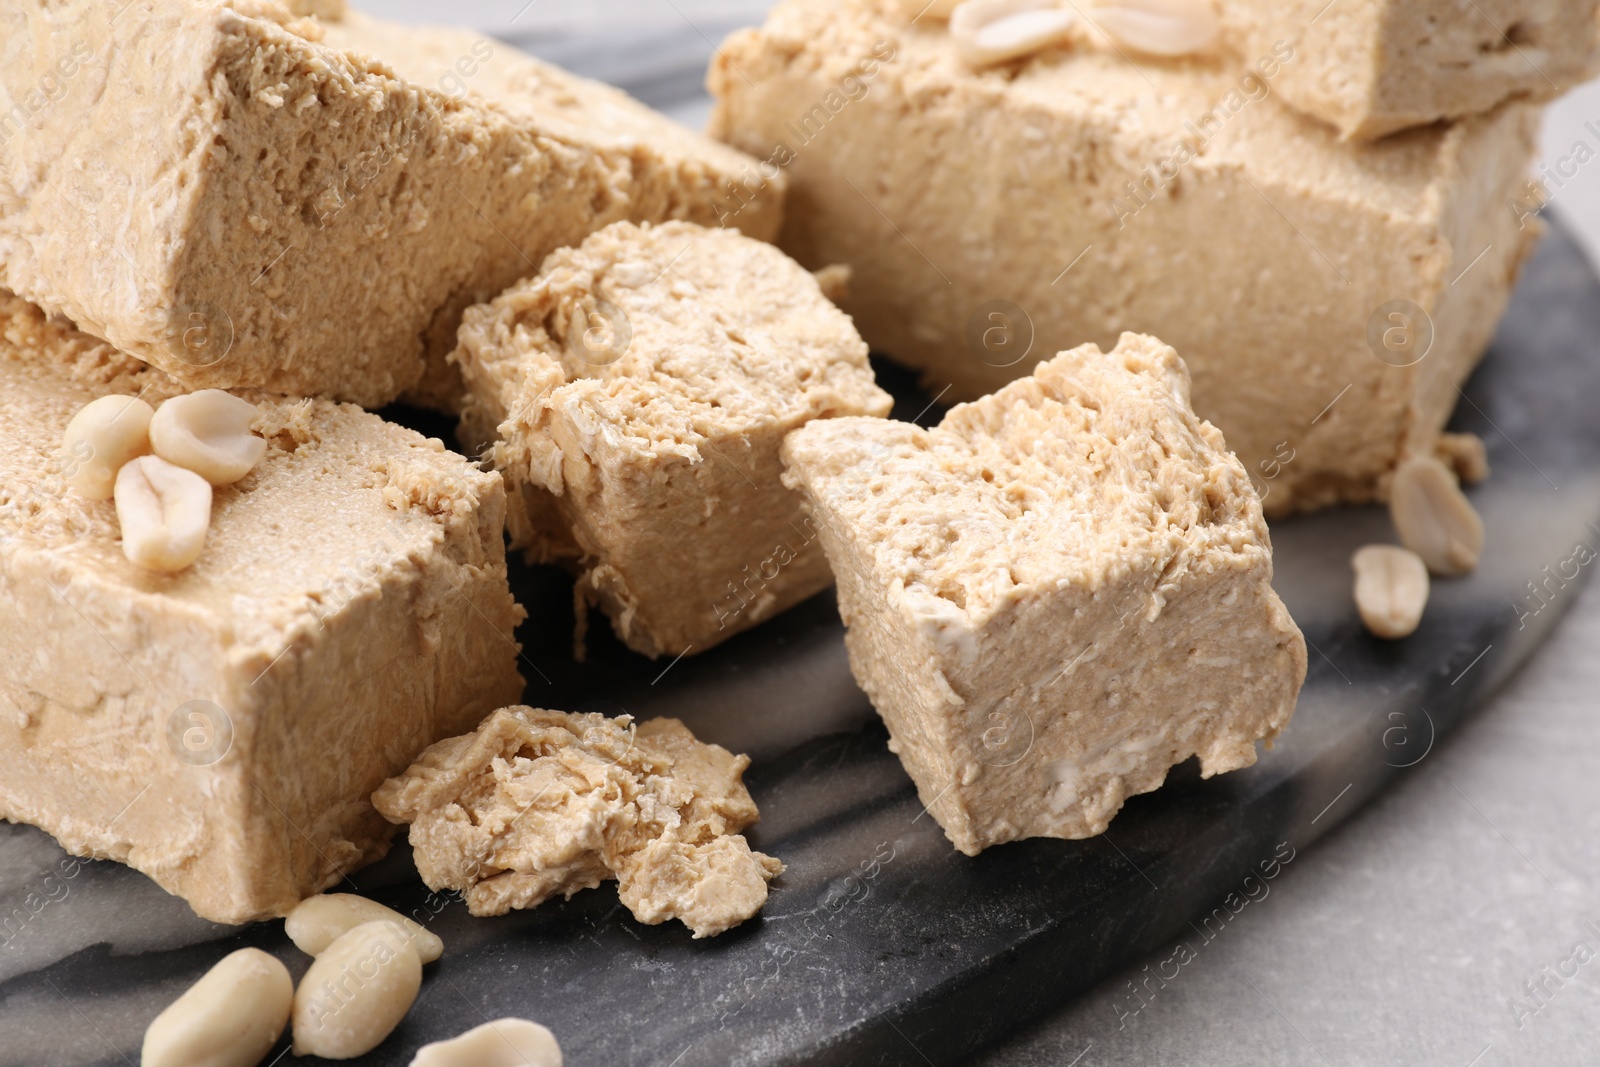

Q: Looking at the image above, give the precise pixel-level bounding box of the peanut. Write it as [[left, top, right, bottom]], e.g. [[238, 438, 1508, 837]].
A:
[[150, 390, 268, 486], [292, 920, 423, 1060], [410, 1019, 563, 1067], [141, 948, 292, 1067], [1351, 545, 1430, 639], [63, 395, 154, 500], [899, 0, 964, 18], [950, 0, 1077, 68], [1086, 0, 1220, 57], [115, 456, 212, 572], [813, 264, 853, 305], [1434, 431, 1490, 485], [287, 894, 443, 964], [1389, 455, 1485, 576]]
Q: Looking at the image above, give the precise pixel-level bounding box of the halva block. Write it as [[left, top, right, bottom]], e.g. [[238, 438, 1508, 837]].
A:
[[781, 333, 1307, 854], [0, 0, 783, 408], [1223, 0, 1600, 140], [453, 220, 892, 658], [0, 292, 524, 923], [711, 0, 1542, 515]]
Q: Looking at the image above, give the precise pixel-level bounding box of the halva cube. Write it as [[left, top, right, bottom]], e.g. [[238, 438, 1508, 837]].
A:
[[0, 292, 525, 923], [781, 334, 1307, 855], [453, 220, 892, 658], [711, 0, 1542, 515], [1224, 0, 1600, 140], [0, 0, 783, 408]]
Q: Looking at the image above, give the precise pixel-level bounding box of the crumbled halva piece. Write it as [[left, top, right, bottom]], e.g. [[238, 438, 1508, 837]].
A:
[[781, 333, 1307, 854], [0, 0, 783, 408], [373, 707, 782, 938], [1222, 0, 1600, 141], [710, 0, 1542, 515], [0, 292, 524, 923], [453, 220, 893, 658]]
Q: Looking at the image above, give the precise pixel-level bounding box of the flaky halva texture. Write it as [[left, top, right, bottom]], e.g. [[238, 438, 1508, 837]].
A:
[[711, 0, 1543, 516], [782, 334, 1307, 855], [0, 291, 524, 923], [0, 0, 781, 409], [453, 220, 892, 658], [1222, 0, 1600, 141], [373, 708, 783, 938]]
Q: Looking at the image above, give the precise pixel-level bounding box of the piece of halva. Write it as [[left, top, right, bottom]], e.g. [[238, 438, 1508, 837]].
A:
[[781, 333, 1307, 855], [453, 220, 892, 658], [0, 292, 525, 923], [0, 0, 782, 408], [710, 0, 1542, 515], [373, 707, 783, 939], [1222, 0, 1600, 140]]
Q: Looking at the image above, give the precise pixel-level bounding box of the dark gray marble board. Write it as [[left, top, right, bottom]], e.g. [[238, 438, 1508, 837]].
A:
[[3, 216, 1598, 1066], [3, 16, 1600, 1055]]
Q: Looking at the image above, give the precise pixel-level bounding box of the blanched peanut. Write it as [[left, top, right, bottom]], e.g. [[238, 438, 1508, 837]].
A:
[[150, 390, 268, 486], [293, 920, 422, 1060], [1435, 431, 1490, 485], [115, 456, 212, 572], [901, 0, 964, 19], [1086, 0, 1220, 56], [63, 395, 154, 500], [411, 1019, 563, 1067], [951, 0, 1077, 67], [1390, 455, 1484, 577], [1352, 545, 1430, 640], [813, 264, 852, 305], [141, 948, 293, 1067], [287, 894, 443, 964]]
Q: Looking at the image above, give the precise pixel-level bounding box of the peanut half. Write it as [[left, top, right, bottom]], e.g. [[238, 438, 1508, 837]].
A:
[[900, 0, 965, 19], [1435, 431, 1490, 485], [293, 920, 423, 1060], [141, 948, 293, 1067], [115, 456, 213, 573], [411, 1019, 564, 1067], [1390, 455, 1485, 577], [287, 894, 444, 964], [63, 395, 155, 500], [1352, 545, 1430, 640], [150, 390, 268, 486], [1086, 0, 1220, 57], [951, 0, 1077, 68]]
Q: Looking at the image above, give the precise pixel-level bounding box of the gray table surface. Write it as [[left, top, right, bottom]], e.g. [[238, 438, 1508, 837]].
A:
[[374, 5, 1600, 1063]]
